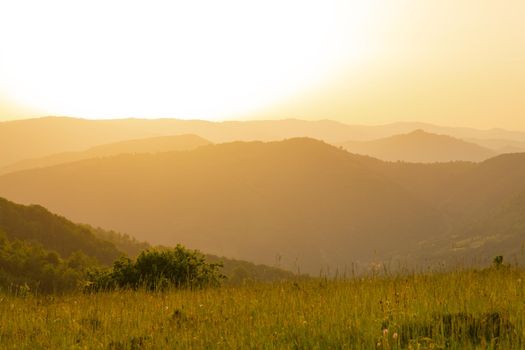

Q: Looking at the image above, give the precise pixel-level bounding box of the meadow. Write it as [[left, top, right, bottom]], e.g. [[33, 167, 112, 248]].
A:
[[1, 267, 523, 349]]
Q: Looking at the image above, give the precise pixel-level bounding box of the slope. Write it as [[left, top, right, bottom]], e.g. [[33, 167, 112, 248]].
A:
[[0, 197, 121, 264], [338, 130, 496, 163], [0, 197, 295, 292], [0, 138, 445, 274], [0, 134, 211, 175]]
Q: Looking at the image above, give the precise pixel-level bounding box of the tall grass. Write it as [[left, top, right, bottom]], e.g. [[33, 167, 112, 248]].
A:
[[1, 268, 523, 349]]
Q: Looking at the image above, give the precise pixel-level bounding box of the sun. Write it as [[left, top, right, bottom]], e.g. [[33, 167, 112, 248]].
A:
[[0, 0, 370, 121]]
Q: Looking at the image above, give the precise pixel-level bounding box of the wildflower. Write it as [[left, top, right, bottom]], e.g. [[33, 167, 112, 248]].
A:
[[392, 332, 398, 340], [383, 328, 388, 336]]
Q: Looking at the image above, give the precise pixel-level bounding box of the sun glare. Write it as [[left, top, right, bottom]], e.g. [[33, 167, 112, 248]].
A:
[[0, 0, 370, 121]]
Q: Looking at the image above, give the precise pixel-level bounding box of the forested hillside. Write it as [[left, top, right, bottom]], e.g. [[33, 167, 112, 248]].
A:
[[0, 231, 97, 293], [0, 197, 295, 292], [0, 139, 446, 273], [1, 139, 524, 273], [0, 197, 123, 292], [0, 197, 121, 264]]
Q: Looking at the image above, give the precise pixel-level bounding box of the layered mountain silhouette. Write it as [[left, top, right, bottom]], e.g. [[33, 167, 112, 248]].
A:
[[2, 117, 525, 167], [466, 138, 525, 154], [0, 134, 211, 175], [1, 138, 523, 273], [338, 130, 497, 163], [0, 139, 444, 273]]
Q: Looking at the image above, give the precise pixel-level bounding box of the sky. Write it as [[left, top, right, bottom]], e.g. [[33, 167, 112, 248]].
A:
[[0, 0, 524, 129]]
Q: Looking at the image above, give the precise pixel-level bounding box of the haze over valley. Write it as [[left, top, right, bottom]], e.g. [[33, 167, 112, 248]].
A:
[[1, 117, 524, 274]]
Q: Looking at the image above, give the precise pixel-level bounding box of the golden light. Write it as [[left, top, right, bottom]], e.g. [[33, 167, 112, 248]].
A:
[[0, 0, 374, 121]]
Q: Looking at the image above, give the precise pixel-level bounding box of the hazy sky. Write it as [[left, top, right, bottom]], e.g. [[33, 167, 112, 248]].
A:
[[0, 0, 524, 129]]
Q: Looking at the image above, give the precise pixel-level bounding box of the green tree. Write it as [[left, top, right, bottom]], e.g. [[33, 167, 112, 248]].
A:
[[86, 245, 224, 291]]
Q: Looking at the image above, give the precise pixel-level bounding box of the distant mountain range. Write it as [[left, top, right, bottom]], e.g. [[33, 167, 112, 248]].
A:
[[338, 130, 497, 163], [1, 138, 524, 273], [465, 138, 525, 154], [2, 116, 525, 167], [0, 134, 211, 175]]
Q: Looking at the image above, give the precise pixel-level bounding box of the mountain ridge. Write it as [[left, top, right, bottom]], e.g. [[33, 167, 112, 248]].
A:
[[338, 129, 497, 163], [2, 116, 525, 167], [0, 138, 459, 273], [1, 137, 524, 272], [0, 134, 211, 175]]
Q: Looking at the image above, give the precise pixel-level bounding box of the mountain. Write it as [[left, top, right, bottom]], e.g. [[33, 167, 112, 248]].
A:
[[2, 116, 525, 167], [0, 117, 360, 167], [1, 138, 524, 273], [465, 138, 525, 154], [0, 138, 447, 273], [439, 153, 525, 217], [0, 134, 211, 175], [368, 122, 525, 143], [338, 130, 497, 163], [399, 153, 525, 266], [0, 197, 121, 264], [0, 196, 119, 291], [455, 190, 525, 260], [415, 189, 525, 267], [0, 197, 295, 291]]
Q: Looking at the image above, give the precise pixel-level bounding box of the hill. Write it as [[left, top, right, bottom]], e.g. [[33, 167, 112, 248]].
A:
[[2, 116, 525, 167], [388, 153, 525, 266], [1, 139, 524, 272], [0, 197, 296, 291], [0, 197, 121, 264], [0, 231, 94, 293], [465, 138, 525, 154], [338, 130, 496, 163], [0, 134, 211, 175], [0, 117, 359, 167], [437, 153, 525, 220], [414, 190, 525, 267], [0, 139, 446, 273], [0, 196, 124, 292]]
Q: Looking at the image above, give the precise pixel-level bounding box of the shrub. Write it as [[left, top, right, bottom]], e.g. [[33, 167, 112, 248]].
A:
[[86, 245, 224, 291], [493, 255, 504, 268]]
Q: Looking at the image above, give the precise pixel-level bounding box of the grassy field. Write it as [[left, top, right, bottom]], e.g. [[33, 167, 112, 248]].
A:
[[1, 268, 524, 349]]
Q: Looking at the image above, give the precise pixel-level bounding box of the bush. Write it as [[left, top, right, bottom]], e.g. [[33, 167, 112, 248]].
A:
[[86, 245, 224, 291], [493, 255, 504, 268]]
